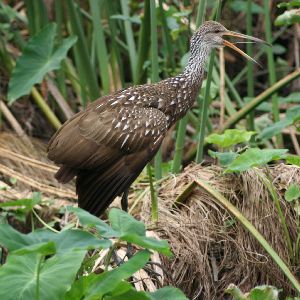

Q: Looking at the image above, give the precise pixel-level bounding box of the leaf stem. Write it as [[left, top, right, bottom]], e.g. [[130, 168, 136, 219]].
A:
[[32, 208, 59, 233]]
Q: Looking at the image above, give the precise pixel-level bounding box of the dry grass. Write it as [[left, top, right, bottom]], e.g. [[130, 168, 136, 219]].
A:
[[141, 163, 300, 299], [0, 132, 76, 203]]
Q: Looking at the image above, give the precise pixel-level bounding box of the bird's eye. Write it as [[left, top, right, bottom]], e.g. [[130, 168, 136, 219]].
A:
[[213, 29, 222, 33]]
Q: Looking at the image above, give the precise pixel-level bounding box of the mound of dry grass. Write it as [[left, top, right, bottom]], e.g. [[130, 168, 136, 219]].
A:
[[141, 163, 300, 299]]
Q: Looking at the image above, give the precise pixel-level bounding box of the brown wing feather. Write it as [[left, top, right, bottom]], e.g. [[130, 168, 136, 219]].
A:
[[47, 98, 168, 215]]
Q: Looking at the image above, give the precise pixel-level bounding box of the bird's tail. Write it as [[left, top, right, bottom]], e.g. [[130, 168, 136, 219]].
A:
[[76, 161, 138, 216]]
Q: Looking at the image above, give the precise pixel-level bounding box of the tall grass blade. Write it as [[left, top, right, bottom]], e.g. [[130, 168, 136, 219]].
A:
[[196, 0, 207, 27], [121, 0, 137, 81], [195, 0, 222, 163], [134, 0, 151, 84], [246, 0, 254, 130], [105, 0, 125, 89], [158, 0, 176, 70], [90, 0, 111, 95], [54, 0, 67, 98], [263, 0, 283, 147], [149, 0, 162, 180], [66, 0, 99, 102]]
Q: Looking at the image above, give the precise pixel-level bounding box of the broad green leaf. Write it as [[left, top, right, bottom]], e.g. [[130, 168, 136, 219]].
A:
[[0, 224, 32, 251], [149, 287, 188, 300], [248, 285, 279, 300], [67, 206, 119, 238], [106, 290, 151, 300], [121, 234, 172, 256], [229, 0, 263, 13], [258, 106, 300, 140], [0, 197, 40, 210], [109, 209, 171, 256], [206, 129, 256, 148], [0, 251, 86, 300], [285, 184, 300, 202], [285, 154, 300, 166], [278, 1, 300, 9], [53, 229, 111, 253], [275, 9, 300, 26], [272, 44, 286, 55], [109, 208, 145, 236], [225, 284, 279, 300], [105, 281, 134, 298], [8, 23, 77, 103], [85, 250, 151, 299], [208, 150, 238, 166], [64, 274, 97, 300], [105, 286, 188, 300], [0, 224, 110, 254], [13, 241, 56, 256], [226, 148, 288, 172]]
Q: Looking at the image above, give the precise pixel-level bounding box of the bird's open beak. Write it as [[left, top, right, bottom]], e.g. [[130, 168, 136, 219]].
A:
[[222, 31, 270, 65]]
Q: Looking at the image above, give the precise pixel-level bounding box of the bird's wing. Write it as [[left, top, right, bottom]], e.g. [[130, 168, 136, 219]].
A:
[[48, 103, 168, 216], [47, 103, 168, 169]]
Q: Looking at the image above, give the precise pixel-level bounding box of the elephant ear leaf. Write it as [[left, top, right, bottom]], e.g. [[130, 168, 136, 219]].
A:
[[8, 23, 77, 104]]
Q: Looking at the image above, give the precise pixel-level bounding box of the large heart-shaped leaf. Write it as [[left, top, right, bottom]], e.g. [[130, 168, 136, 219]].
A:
[[8, 23, 77, 103], [0, 224, 111, 254], [67, 206, 119, 238], [0, 251, 86, 300], [226, 148, 288, 172], [206, 129, 256, 148], [85, 250, 151, 299]]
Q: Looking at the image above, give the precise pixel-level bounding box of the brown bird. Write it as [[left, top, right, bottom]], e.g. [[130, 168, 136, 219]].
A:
[[48, 21, 266, 216]]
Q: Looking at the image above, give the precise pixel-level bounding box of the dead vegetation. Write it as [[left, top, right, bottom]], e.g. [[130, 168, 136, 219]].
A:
[[141, 164, 300, 299]]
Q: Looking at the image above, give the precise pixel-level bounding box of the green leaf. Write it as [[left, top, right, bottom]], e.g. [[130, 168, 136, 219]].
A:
[[206, 129, 256, 148], [275, 9, 300, 26], [225, 284, 279, 300], [121, 234, 172, 256], [0, 196, 40, 210], [0, 251, 86, 300], [8, 23, 77, 103], [109, 209, 172, 256], [12, 241, 56, 256], [285, 184, 300, 202], [0, 224, 32, 251], [226, 148, 288, 173], [229, 0, 263, 13], [149, 287, 188, 300], [248, 285, 279, 300], [208, 150, 238, 166], [278, 1, 300, 9], [53, 229, 111, 253], [258, 106, 300, 140], [85, 250, 151, 299], [67, 206, 119, 238], [285, 154, 300, 166], [106, 290, 151, 300], [0, 224, 110, 254], [109, 208, 145, 236]]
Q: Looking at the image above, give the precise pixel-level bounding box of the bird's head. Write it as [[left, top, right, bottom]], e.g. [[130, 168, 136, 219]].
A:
[[191, 21, 269, 65]]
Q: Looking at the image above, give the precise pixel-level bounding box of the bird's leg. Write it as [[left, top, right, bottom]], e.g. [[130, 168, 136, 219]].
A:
[[121, 189, 133, 258], [121, 189, 129, 212]]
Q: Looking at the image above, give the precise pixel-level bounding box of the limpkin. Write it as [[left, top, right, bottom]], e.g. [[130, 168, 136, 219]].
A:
[[48, 21, 266, 216]]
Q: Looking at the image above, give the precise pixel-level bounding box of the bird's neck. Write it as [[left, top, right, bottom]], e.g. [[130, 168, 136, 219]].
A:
[[182, 45, 211, 86]]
